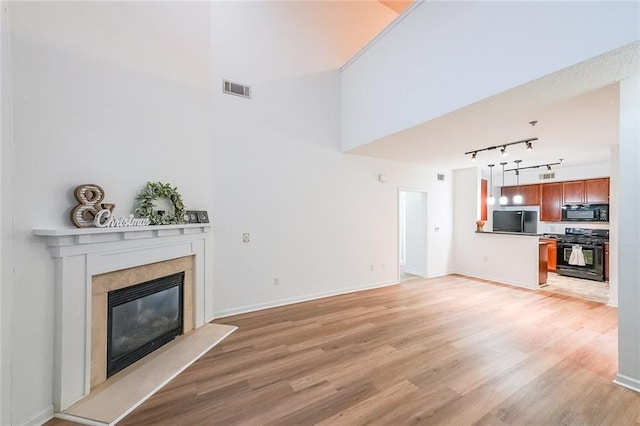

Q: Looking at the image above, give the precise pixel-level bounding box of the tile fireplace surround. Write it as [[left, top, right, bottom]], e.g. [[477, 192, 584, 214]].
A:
[[34, 223, 214, 413]]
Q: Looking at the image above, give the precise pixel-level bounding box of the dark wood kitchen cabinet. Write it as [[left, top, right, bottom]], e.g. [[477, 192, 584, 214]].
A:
[[481, 179, 488, 221], [586, 178, 610, 204], [563, 180, 585, 204], [538, 242, 548, 285], [500, 184, 540, 206], [540, 183, 563, 221], [540, 239, 557, 272]]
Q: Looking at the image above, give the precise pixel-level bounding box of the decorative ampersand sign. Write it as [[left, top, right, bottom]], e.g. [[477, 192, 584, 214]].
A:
[[70, 184, 115, 228]]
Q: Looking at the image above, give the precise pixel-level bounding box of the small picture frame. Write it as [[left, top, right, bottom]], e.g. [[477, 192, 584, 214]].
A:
[[184, 210, 199, 224], [197, 210, 209, 223]]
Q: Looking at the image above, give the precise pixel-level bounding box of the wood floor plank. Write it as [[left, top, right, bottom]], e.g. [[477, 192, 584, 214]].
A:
[[46, 275, 640, 426]]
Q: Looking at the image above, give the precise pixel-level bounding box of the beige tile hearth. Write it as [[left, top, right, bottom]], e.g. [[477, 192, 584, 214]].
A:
[[57, 323, 236, 426]]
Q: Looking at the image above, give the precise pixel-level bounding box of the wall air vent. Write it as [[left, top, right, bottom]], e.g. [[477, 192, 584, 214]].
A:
[[539, 172, 555, 180], [223, 80, 251, 99], [437, 173, 445, 181]]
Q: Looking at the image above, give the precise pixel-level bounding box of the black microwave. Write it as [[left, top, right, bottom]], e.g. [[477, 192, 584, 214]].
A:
[[561, 204, 609, 222]]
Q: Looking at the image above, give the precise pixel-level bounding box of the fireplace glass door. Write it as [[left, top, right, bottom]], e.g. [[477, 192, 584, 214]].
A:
[[107, 272, 184, 378]]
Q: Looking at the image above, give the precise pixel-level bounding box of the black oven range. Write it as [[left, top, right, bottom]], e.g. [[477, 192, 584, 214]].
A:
[[556, 228, 609, 282]]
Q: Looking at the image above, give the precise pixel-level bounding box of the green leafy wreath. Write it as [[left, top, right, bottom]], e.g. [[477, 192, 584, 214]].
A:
[[135, 181, 186, 225]]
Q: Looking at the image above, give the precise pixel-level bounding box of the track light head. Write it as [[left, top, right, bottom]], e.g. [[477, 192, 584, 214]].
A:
[[471, 152, 477, 161], [547, 164, 552, 171], [500, 146, 508, 156], [526, 141, 533, 151]]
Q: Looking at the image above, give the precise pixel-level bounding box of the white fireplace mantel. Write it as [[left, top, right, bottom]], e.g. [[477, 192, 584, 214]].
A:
[[35, 224, 214, 411]]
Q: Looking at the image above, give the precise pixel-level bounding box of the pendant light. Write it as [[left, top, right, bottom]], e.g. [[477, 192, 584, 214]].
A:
[[499, 162, 508, 205], [486, 164, 495, 205], [513, 159, 523, 204]]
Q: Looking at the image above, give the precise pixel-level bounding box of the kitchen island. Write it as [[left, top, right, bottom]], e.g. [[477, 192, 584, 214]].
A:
[[458, 231, 544, 289]]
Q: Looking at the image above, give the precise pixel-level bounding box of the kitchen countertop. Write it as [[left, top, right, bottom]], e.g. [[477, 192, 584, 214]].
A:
[[475, 231, 540, 237]]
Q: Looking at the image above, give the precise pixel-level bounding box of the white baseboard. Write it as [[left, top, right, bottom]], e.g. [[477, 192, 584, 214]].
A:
[[454, 271, 539, 291], [214, 279, 398, 319], [614, 373, 640, 393], [25, 404, 54, 426]]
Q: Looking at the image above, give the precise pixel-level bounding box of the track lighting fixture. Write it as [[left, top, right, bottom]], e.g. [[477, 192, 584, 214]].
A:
[[513, 160, 523, 204], [465, 138, 537, 161], [487, 164, 495, 205], [504, 158, 564, 173], [499, 162, 508, 205]]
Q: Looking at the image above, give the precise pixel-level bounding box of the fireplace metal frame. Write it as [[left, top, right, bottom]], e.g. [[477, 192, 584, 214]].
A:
[[107, 272, 185, 378]]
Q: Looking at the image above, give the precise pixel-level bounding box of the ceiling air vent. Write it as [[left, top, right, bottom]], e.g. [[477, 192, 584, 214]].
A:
[[223, 79, 251, 99], [437, 173, 445, 182], [539, 172, 555, 180]]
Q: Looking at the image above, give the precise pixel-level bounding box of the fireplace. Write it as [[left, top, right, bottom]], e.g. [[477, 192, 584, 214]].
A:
[[35, 223, 214, 411], [107, 272, 185, 377]]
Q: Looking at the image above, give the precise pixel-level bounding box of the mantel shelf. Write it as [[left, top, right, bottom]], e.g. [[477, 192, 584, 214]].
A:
[[35, 223, 210, 237], [35, 224, 211, 249]]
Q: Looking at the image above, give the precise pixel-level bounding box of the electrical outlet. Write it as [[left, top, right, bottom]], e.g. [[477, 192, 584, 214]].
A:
[[274, 277, 279, 286], [243, 233, 250, 243]]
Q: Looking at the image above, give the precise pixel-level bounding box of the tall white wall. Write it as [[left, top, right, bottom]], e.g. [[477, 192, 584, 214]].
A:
[[210, 1, 454, 317], [616, 74, 640, 391], [2, 2, 455, 423], [5, 3, 216, 424], [341, 1, 640, 151]]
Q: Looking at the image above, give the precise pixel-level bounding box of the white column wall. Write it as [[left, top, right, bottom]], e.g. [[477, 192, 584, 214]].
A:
[[615, 74, 640, 391], [0, 2, 12, 424], [608, 144, 619, 307]]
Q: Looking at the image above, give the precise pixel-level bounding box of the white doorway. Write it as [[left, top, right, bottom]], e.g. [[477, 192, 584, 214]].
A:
[[399, 190, 428, 281]]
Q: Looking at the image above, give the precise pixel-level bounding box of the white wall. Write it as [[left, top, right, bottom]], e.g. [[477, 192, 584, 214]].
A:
[[0, 2, 10, 424], [341, 1, 640, 151], [403, 191, 427, 276], [2, 2, 455, 423], [453, 168, 540, 289], [616, 74, 640, 391], [5, 2, 216, 424], [209, 1, 454, 317]]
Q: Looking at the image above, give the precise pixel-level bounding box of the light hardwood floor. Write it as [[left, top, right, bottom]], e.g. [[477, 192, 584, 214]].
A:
[[47, 274, 640, 425]]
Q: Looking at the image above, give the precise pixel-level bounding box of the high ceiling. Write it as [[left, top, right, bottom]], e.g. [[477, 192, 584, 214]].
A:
[[345, 12, 639, 174], [377, 0, 414, 14]]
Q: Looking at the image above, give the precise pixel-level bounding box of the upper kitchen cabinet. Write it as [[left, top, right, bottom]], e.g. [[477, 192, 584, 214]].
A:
[[500, 184, 540, 206], [562, 180, 585, 204], [585, 178, 610, 204], [540, 182, 563, 221]]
